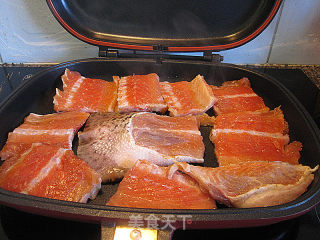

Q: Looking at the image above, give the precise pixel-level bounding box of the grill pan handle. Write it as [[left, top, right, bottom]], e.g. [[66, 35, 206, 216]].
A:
[[101, 222, 173, 240]]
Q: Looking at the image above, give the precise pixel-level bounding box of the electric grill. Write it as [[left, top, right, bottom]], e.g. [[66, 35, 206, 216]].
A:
[[0, 1, 319, 239]]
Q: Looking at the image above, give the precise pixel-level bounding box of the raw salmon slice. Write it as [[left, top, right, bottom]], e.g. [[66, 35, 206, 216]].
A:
[[211, 132, 302, 165], [131, 112, 200, 133], [0, 143, 101, 203], [210, 108, 302, 165], [160, 75, 216, 116], [211, 77, 252, 96], [0, 143, 59, 193], [0, 111, 89, 160], [213, 107, 288, 134], [212, 97, 268, 115], [77, 112, 204, 182], [28, 147, 101, 203], [196, 113, 216, 127], [172, 161, 317, 208], [0, 142, 32, 162], [54, 69, 117, 113], [117, 73, 167, 113], [107, 160, 216, 209], [211, 78, 269, 115]]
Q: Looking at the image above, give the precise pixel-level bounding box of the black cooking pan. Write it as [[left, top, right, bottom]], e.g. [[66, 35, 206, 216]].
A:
[[0, 58, 319, 238], [1, 0, 320, 239]]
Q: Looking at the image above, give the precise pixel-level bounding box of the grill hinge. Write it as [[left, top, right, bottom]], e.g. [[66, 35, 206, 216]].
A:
[[98, 47, 223, 63], [99, 47, 119, 58], [203, 51, 224, 63]]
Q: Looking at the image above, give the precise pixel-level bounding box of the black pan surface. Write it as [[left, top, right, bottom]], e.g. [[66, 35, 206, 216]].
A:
[[0, 58, 319, 229]]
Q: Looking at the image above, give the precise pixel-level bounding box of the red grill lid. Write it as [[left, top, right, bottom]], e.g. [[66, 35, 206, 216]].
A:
[[47, 0, 282, 52]]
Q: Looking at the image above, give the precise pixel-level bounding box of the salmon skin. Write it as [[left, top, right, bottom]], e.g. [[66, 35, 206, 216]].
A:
[[0, 111, 89, 160], [116, 73, 167, 113], [171, 161, 318, 208], [210, 108, 302, 165], [211, 78, 269, 115], [77, 112, 205, 182], [54, 69, 118, 113], [0, 143, 101, 203], [160, 75, 216, 116]]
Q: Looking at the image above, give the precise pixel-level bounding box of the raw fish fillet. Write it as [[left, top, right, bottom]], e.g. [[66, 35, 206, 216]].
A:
[[171, 161, 317, 208], [212, 132, 302, 165], [0, 111, 89, 160], [210, 108, 302, 165], [213, 107, 288, 133], [77, 112, 204, 182], [54, 69, 117, 113], [160, 75, 216, 116], [211, 78, 269, 115], [0, 143, 101, 203], [0, 143, 32, 162], [107, 160, 216, 209], [116, 73, 167, 113], [196, 113, 215, 127]]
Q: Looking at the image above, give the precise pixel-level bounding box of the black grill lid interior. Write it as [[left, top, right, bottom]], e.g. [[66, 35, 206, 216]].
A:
[[47, 0, 282, 52]]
